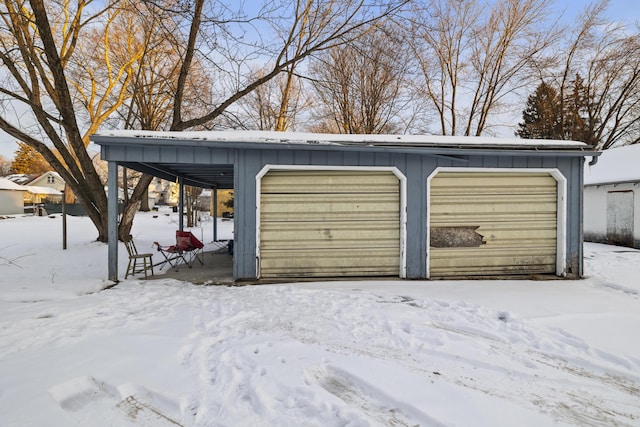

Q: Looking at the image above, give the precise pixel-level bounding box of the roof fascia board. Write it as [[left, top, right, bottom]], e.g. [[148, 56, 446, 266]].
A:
[[585, 179, 640, 187], [94, 135, 597, 159]]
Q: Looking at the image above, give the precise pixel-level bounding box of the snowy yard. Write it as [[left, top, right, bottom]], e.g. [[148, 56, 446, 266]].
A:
[[1, 210, 639, 426]]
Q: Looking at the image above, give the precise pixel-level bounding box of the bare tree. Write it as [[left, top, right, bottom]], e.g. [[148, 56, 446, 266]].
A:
[[409, 0, 556, 136], [236, 67, 308, 131], [0, 154, 10, 175], [170, 0, 409, 132], [0, 0, 407, 242], [0, 0, 142, 241], [307, 27, 411, 134], [587, 34, 640, 148], [531, 0, 640, 149], [112, 1, 214, 235]]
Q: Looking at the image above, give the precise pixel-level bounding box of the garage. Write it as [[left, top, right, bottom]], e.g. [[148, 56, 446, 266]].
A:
[[258, 167, 404, 278], [428, 169, 564, 278], [95, 130, 594, 281]]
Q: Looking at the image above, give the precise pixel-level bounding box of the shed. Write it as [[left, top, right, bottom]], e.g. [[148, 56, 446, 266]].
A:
[[0, 177, 26, 215], [92, 130, 597, 282], [584, 144, 640, 249]]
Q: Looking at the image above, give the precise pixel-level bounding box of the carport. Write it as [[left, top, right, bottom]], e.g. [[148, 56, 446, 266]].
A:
[[92, 130, 598, 283]]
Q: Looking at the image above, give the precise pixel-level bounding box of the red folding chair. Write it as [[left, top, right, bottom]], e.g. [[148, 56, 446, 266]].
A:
[[178, 230, 204, 267], [153, 230, 204, 271]]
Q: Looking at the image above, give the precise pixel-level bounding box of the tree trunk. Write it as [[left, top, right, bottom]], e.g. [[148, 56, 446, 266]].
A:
[[140, 187, 150, 211], [118, 200, 139, 241]]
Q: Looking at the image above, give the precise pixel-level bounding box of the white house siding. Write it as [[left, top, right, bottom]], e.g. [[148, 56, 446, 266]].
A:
[[27, 172, 65, 192], [0, 178, 26, 215], [584, 183, 639, 248], [0, 190, 24, 215], [583, 144, 640, 250]]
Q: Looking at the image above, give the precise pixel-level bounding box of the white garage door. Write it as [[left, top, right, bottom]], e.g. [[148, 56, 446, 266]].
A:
[[429, 171, 558, 277], [259, 169, 401, 278]]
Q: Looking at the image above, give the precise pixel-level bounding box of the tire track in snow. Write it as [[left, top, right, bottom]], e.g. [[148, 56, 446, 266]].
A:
[[310, 366, 444, 427], [375, 295, 640, 427], [178, 286, 640, 426]]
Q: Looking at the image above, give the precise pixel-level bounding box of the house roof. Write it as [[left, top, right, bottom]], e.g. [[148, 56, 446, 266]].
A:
[[24, 171, 63, 186], [5, 174, 36, 185], [0, 177, 26, 191], [584, 143, 640, 186], [92, 130, 598, 190], [25, 186, 62, 195]]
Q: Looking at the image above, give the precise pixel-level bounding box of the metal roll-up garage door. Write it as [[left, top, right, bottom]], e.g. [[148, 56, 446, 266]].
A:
[[259, 169, 400, 278], [429, 171, 558, 277]]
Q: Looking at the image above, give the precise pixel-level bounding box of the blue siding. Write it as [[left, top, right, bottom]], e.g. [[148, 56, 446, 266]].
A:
[[101, 140, 587, 280], [232, 148, 585, 280]]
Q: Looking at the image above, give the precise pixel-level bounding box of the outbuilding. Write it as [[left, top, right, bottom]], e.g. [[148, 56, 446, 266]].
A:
[[92, 131, 597, 282], [0, 177, 26, 215], [584, 144, 640, 249]]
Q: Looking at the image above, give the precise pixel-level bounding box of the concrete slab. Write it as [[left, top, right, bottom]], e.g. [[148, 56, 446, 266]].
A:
[[149, 250, 234, 285]]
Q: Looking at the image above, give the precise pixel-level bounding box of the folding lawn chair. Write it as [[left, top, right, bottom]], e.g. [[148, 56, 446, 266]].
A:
[[153, 230, 204, 271], [178, 230, 205, 267]]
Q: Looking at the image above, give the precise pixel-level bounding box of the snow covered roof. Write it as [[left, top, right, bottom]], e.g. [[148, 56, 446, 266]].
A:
[[23, 171, 63, 186], [0, 177, 26, 191], [95, 130, 590, 151], [24, 185, 62, 195], [584, 144, 640, 186], [93, 130, 596, 190], [5, 174, 36, 185]]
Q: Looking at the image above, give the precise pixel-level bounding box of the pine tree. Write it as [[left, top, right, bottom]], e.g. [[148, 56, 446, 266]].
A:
[[517, 77, 598, 145], [563, 74, 597, 146], [10, 142, 52, 174], [516, 82, 561, 139]]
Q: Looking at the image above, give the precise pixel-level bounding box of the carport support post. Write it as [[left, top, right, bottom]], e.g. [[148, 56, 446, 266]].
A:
[[213, 186, 218, 241], [61, 189, 67, 250], [178, 177, 184, 231], [108, 161, 118, 282]]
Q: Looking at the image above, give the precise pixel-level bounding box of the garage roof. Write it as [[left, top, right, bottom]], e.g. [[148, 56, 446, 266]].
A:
[[584, 143, 640, 186], [92, 130, 597, 190], [0, 177, 26, 191]]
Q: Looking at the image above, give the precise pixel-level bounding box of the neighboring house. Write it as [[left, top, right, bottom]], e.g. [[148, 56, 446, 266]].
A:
[[584, 144, 640, 249], [23, 171, 66, 192], [13, 171, 74, 204], [94, 130, 597, 282], [0, 177, 26, 215], [197, 189, 234, 216], [148, 177, 174, 206], [32, 171, 77, 203], [23, 185, 63, 205]]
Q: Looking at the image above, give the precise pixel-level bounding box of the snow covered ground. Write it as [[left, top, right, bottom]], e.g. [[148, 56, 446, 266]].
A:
[[1, 209, 639, 426]]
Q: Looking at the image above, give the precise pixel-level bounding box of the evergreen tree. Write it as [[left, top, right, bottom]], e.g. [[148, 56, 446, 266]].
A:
[[10, 142, 52, 174], [517, 77, 598, 145], [563, 74, 597, 146], [516, 82, 560, 139]]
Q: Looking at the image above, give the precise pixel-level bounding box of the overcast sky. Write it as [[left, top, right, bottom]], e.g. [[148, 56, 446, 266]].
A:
[[1, 0, 638, 161]]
